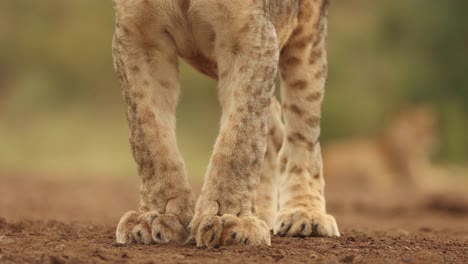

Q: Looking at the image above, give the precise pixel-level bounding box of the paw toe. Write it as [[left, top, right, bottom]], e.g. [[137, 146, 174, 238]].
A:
[[116, 211, 140, 244], [131, 223, 152, 244], [196, 215, 223, 248], [149, 212, 190, 244]]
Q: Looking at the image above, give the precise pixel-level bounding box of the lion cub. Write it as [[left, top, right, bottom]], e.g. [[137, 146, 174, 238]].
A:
[[324, 106, 438, 193], [113, 0, 338, 247]]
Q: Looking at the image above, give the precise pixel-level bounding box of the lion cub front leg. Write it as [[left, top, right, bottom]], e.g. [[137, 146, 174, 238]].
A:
[[274, 0, 339, 238], [190, 3, 279, 248], [113, 1, 195, 244]]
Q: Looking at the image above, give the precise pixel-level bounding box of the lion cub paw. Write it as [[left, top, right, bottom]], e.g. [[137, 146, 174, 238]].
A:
[[116, 211, 190, 244], [191, 214, 271, 248], [274, 209, 340, 237]]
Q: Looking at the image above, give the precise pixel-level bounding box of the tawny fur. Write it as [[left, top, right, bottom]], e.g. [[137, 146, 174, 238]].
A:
[[113, 0, 339, 247]]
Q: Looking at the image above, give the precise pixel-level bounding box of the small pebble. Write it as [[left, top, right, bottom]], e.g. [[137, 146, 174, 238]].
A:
[[341, 255, 355, 263], [0, 236, 14, 245], [55, 244, 67, 250], [174, 254, 185, 259], [396, 229, 410, 236], [419, 227, 432, 233]]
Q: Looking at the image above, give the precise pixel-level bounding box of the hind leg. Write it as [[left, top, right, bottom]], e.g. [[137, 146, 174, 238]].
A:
[[256, 98, 283, 229], [113, 0, 195, 244], [274, 0, 339, 238]]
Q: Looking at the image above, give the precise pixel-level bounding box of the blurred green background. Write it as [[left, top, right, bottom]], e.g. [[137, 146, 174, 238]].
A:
[[0, 0, 467, 181]]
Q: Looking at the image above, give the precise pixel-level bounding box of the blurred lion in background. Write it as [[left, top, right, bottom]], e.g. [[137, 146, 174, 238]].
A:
[[323, 105, 448, 194]]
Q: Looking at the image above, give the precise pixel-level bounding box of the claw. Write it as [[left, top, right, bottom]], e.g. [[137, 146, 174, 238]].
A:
[[311, 223, 319, 236]]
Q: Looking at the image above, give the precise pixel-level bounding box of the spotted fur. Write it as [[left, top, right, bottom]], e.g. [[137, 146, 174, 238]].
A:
[[113, 0, 339, 247]]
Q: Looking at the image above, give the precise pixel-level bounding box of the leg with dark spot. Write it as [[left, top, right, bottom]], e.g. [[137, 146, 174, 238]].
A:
[[274, 0, 339, 238]]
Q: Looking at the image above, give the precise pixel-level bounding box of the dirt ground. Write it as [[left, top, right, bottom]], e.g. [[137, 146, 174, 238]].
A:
[[0, 176, 467, 264]]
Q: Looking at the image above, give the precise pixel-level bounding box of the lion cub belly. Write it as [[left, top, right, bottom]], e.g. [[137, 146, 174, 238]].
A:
[[168, 0, 297, 80], [181, 21, 218, 79], [166, 2, 218, 79]]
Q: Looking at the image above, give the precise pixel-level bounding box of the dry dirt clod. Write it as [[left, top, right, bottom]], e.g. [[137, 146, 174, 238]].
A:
[[55, 244, 67, 250], [396, 229, 410, 236], [174, 254, 185, 259], [325, 259, 339, 264], [341, 255, 355, 263], [419, 227, 432, 232], [0, 236, 14, 245], [48, 255, 66, 264]]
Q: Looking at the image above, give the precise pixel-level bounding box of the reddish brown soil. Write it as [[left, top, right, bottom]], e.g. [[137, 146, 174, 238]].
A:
[[0, 177, 467, 264]]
